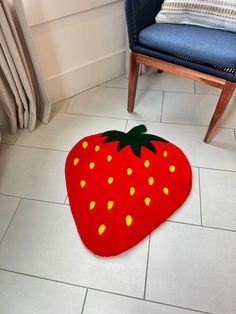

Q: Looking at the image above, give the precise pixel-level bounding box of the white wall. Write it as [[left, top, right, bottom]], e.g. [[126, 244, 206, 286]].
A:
[[0, 0, 126, 125], [22, 0, 126, 103]]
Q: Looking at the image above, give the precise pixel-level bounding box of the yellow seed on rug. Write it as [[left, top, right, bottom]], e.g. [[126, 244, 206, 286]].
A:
[[95, 145, 100, 152], [73, 158, 79, 166], [107, 201, 114, 210], [107, 155, 112, 162], [163, 151, 168, 157], [127, 168, 133, 175], [108, 177, 114, 184], [126, 215, 133, 227], [144, 160, 150, 168], [80, 180, 86, 188], [98, 224, 106, 235], [130, 187, 135, 196], [169, 165, 175, 173], [89, 162, 95, 169], [145, 197, 151, 206], [89, 201, 96, 210], [148, 177, 154, 185], [82, 141, 88, 149], [163, 187, 169, 195]]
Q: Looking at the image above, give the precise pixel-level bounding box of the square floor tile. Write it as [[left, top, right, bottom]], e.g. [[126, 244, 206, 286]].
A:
[[162, 92, 236, 128], [84, 290, 199, 314], [107, 73, 194, 93], [195, 82, 221, 96], [195, 82, 236, 96], [16, 113, 127, 151], [0, 200, 149, 297], [67, 87, 163, 122], [106, 75, 128, 89], [0, 126, 22, 145], [146, 221, 236, 314], [127, 121, 236, 171], [168, 167, 201, 225], [200, 169, 236, 231], [0, 196, 20, 241], [52, 98, 71, 113], [0, 271, 86, 314], [0, 145, 67, 203]]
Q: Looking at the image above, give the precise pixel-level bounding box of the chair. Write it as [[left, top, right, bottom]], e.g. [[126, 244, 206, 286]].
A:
[[124, 0, 236, 143]]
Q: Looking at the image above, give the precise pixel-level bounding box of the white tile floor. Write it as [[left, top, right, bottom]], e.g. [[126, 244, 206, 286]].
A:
[[0, 72, 236, 314]]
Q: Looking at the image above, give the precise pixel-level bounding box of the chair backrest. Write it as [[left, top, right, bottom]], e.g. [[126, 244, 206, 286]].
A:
[[132, 0, 164, 31], [124, 0, 164, 48]]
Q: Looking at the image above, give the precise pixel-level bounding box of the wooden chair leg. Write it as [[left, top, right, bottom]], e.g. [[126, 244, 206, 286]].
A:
[[128, 52, 140, 112], [204, 81, 236, 143]]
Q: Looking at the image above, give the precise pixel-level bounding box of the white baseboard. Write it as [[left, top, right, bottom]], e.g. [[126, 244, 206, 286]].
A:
[[0, 49, 126, 126], [45, 49, 126, 103]]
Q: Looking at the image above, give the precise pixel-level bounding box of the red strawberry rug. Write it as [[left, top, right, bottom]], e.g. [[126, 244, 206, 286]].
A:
[[65, 125, 192, 257]]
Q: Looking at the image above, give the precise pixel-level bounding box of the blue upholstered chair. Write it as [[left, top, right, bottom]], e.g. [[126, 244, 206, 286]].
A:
[[124, 0, 236, 143]]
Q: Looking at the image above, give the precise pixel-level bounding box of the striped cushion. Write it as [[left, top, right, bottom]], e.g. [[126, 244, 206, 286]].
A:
[[156, 0, 236, 33]]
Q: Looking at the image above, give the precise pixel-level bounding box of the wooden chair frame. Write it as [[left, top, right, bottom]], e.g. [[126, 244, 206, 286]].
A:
[[128, 51, 236, 143]]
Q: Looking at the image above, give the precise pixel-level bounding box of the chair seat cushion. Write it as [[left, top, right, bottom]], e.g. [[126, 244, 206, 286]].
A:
[[138, 23, 236, 69]]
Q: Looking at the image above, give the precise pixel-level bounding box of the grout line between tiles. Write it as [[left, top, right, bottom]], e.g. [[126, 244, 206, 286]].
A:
[[1, 128, 23, 146], [64, 97, 72, 113], [160, 91, 165, 122], [105, 83, 227, 98], [81, 288, 89, 314], [2, 142, 236, 174], [12, 129, 24, 145], [201, 223, 236, 233], [0, 192, 234, 233], [166, 219, 236, 233], [64, 111, 236, 131], [194, 167, 236, 174], [3, 111, 236, 137], [51, 98, 71, 115], [144, 298, 214, 314], [5, 139, 236, 170], [105, 84, 195, 95], [159, 119, 235, 130], [64, 195, 68, 205], [0, 268, 213, 314], [52, 97, 71, 105], [0, 193, 67, 207], [125, 118, 234, 132], [0, 194, 21, 200], [124, 120, 129, 132], [143, 235, 151, 299], [55, 80, 110, 103], [11, 129, 23, 144], [198, 168, 203, 226], [166, 218, 200, 226], [0, 198, 22, 246], [61, 111, 132, 123], [1, 142, 70, 153]]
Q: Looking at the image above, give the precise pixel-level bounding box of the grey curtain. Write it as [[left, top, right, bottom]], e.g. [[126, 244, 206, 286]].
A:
[[0, 0, 51, 140]]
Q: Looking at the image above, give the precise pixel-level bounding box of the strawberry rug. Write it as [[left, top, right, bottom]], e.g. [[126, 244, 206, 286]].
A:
[[65, 125, 192, 257]]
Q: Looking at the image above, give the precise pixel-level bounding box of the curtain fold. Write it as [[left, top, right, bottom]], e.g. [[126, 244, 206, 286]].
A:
[[0, 0, 51, 140]]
